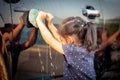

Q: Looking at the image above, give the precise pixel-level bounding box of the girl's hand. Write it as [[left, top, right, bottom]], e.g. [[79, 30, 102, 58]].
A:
[[46, 13, 54, 24], [36, 11, 47, 22]]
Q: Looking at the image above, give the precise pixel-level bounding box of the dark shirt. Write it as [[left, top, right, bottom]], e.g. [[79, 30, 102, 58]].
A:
[[94, 45, 112, 80], [62, 44, 96, 80], [9, 43, 24, 78]]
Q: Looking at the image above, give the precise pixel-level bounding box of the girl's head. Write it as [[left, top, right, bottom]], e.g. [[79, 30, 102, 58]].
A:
[[58, 16, 97, 51]]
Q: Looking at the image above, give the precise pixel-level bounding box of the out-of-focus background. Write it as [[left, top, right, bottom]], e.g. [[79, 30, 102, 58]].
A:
[[0, 0, 120, 80]]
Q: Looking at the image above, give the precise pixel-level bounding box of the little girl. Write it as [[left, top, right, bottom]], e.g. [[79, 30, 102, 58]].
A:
[[36, 11, 97, 80]]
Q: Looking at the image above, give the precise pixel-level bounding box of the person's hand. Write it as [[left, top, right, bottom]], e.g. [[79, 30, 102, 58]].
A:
[[33, 26, 39, 30], [36, 11, 47, 22], [102, 29, 108, 41], [46, 13, 54, 24], [19, 16, 24, 25]]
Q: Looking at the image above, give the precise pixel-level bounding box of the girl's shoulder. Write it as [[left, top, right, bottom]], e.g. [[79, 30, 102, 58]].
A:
[[62, 44, 87, 52]]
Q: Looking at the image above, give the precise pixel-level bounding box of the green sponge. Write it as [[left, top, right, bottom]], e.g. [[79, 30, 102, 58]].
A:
[[29, 9, 39, 28]]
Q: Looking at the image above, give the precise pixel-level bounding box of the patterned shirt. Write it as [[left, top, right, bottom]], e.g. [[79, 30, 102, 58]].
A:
[[62, 44, 96, 80]]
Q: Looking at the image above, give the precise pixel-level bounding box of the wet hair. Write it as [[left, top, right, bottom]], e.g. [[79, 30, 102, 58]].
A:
[[58, 16, 97, 51], [0, 23, 17, 34], [0, 23, 21, 43]]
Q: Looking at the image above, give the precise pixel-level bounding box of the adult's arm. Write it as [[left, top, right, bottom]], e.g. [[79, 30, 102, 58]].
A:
[[98, 30, 120, 51], [3, 16, 24, 42], [21, 27, 38, 50]]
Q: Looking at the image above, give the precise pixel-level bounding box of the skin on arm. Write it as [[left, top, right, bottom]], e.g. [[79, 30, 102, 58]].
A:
[[3, 16, 24, 42], [46, 13, 63, 42], [98, 30, 120, 51], [36, 11, 64, 54], [21, 27, 38, 50]]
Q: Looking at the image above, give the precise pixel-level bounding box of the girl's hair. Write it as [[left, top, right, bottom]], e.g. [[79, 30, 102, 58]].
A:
[[58, 16, 97, 51]]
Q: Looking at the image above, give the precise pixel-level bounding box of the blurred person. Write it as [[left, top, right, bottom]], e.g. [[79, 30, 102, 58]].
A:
[[94, 27, 112, 80], [0, 16, 38, 79], [95, 27, 120, 80]]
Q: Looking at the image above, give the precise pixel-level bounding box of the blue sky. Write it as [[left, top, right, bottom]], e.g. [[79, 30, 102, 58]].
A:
[[0, 0, 120, 24]]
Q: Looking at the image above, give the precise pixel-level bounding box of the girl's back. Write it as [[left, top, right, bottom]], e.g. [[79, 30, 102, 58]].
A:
[[63, 44, 96, 80]]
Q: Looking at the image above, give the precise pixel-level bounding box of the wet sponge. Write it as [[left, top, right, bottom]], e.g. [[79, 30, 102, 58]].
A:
[[29, 9, 39, 28]]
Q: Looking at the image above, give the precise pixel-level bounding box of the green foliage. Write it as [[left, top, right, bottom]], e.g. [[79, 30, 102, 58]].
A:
[[97, 22, 119, 36], [105, 23, 119, 36]]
